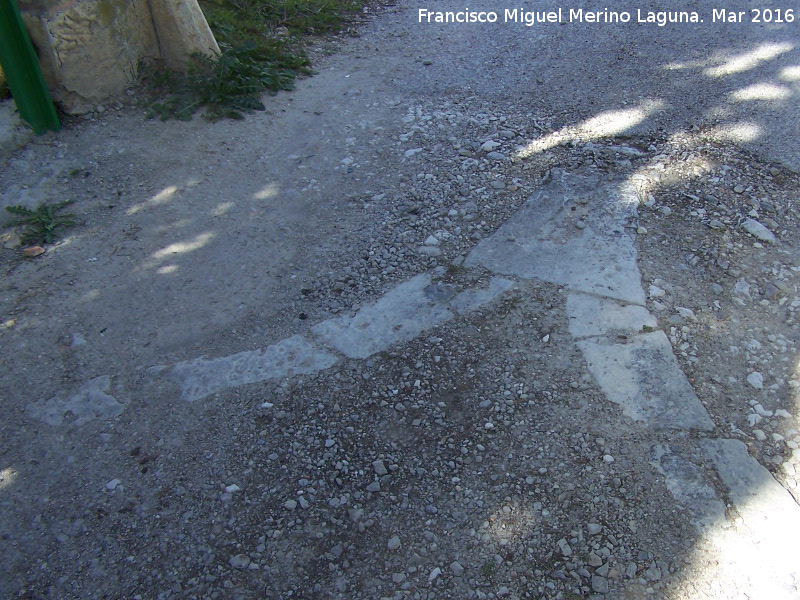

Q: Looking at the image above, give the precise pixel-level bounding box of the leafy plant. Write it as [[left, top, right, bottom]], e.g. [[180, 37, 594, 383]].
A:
[[141, 42, 303, 121], [5, 200, 77, 244], [140, 0, 371, 120]]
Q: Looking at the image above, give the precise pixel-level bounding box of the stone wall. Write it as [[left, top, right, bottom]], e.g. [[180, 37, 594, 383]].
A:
[[17, 0, 219, 112]]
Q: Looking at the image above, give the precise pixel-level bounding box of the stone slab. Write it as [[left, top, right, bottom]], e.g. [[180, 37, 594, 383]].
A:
[[577, 331, 714, 430], [465, 172, 645, 304], [450, 277, 515, 315], [650, 444, 728, 533], [169, 335, 338, 402], [653, 442, 800, 600], [566, 293, 656, 338], [162, 272, 514, 401], [149, 0, 221, 69], [702, 439, 800, 597], [703, 438, 800, 549], [27, 375, 123, 426], [313, 274, 514, 359], [312, 273, 454, 359]]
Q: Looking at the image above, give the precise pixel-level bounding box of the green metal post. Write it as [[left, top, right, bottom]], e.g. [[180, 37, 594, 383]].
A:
[[0, 0, 60, 134]]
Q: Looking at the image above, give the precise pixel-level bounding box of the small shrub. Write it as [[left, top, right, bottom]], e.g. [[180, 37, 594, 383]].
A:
[[141, 42, 301, 121], [5, 200, 77, 244]]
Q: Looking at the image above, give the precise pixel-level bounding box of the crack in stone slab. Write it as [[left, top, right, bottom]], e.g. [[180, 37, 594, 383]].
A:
[[566, 293, 657, 339]]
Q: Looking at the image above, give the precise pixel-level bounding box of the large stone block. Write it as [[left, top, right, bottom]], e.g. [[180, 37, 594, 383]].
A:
[[149, 0, 220, 69], [17, 0, 218, 112]]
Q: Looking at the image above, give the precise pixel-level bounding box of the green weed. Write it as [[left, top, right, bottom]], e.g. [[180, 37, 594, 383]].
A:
[[141, 42, 300, 121], [5, 200, 78, 244], [141, 0, 370, 120]]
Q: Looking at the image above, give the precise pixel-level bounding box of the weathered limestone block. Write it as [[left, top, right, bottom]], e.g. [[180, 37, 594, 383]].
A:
[[17, 0, 218, 112], [20, 0, 159, 111], [149, 0, 220, 69]]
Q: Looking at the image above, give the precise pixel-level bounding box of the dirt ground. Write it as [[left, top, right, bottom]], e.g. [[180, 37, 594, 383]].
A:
[[2, 2, 800, 599]]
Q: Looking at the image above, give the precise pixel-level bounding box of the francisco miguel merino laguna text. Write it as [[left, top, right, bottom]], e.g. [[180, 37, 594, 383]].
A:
[[418, 8, 707, 26]]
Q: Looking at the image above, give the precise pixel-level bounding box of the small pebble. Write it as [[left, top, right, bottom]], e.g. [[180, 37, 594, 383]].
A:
[[742, 218, 777, 244], [22, 246, 45, 258], [229, 554, 250, 569], [587, 523, 603, 535], [747, 372, 764, 390], [592, 574, 609, 593], [626, 562, 638, 578]]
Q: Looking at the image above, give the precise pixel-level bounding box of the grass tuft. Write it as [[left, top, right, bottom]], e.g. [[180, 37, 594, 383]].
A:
[[141, 0, 369, 120]]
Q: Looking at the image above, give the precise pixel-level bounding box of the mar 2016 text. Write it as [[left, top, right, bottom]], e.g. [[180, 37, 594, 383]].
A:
[[416, 8, 795, 26]]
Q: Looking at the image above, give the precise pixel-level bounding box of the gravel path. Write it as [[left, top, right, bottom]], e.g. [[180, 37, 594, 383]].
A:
[[2, 2, 800, 599]]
